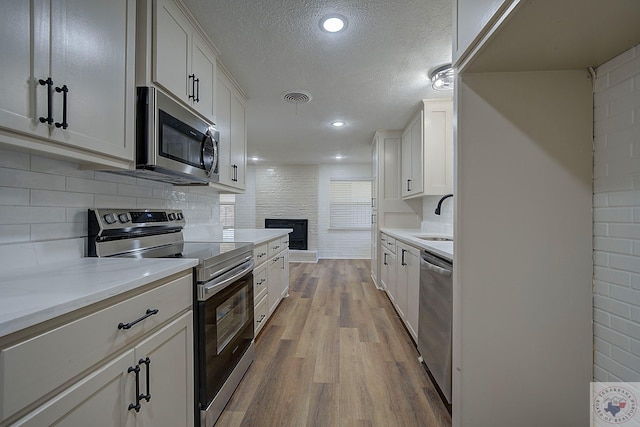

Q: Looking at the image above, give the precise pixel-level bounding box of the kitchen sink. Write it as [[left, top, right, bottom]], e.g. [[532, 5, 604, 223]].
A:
[[415, 236, 453, 242]]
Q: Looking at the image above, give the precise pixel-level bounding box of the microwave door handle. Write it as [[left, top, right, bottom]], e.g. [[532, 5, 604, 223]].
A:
[[202, 259, 255, 297]]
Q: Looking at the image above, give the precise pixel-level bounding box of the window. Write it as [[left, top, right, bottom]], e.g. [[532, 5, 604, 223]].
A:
[[329, 179, 372, 230], [220, 194, 235, 228]]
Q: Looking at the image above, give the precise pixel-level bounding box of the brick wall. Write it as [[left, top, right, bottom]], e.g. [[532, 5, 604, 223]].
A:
[[254, 165, 319, 251], [0, 148, 221, 245], [593, 44, 640, 381]]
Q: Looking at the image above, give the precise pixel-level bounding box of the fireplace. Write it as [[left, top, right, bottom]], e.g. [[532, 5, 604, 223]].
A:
[[265, 219, 308, 250]]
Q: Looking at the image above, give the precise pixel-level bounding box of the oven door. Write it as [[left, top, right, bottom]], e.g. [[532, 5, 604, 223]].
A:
[[196, 266, 254, 415]]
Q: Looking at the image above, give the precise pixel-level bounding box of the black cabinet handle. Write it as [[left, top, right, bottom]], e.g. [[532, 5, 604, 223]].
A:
[[189, 74, 196, 100], [195, 78, 200, 103], [139, 357, 151, 403], [383, 252, 388, 266], [407, 179, 412, 192], [256, 314, 266, 324], [118, 308, 159, 330], [54, 85, 69, 129], [38, 78, 54, 125], [401, 249, 407, 266], [128, 365, 141, 412]]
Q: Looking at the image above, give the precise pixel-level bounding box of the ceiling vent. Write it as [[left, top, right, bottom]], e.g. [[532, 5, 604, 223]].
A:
[[281, 90, 312, 105]]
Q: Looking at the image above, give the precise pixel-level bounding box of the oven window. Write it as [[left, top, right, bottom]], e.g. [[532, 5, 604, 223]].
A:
[[216, 286, 249, 353]]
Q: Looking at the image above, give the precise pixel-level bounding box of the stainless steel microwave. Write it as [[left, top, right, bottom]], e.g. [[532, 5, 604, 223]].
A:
[[127, 87, 219, 185]]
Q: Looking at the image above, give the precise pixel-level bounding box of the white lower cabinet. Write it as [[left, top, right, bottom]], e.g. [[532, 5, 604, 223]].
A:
[[1, 271, 194, 426], [252, 235, 289, 334], [396, 241, 420, 341]]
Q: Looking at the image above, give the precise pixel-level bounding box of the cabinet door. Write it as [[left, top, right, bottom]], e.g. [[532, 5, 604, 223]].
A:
[[267, 256, 282, 314], [133, 312, 194, 427], [404, 248, 420, 341], [191, 32, 216, 120], [396, 247, 409, 320], [154, 0, 190, 103], [400, 126, 412, 198], [280, 250, 289, 298], [230, 93, 246, 189], [409, 111, 424, 195], [216, 73, 233, 186], [49, 0, 134, 161], [0, 0, 49, 141], [423, 100, 453, 195], [13, 349, 135, 427]]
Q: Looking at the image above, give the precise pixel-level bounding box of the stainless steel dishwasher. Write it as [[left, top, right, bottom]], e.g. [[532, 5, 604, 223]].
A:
[[418, 249, 453, 405]]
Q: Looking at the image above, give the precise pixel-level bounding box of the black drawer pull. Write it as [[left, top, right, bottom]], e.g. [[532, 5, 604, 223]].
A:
[[118, 309, 159, 330], [256, 314, 266, 324], [128, 365, 141, 412]]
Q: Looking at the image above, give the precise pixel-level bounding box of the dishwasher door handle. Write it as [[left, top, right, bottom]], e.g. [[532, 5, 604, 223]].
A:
[[421, 257, 452, 276]]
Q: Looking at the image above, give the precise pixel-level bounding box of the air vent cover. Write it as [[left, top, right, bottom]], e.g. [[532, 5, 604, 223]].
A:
[[281, 90, 312, 105]]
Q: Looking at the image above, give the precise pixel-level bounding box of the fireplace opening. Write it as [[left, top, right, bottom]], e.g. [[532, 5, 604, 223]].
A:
[[265, 219, 308, 250]]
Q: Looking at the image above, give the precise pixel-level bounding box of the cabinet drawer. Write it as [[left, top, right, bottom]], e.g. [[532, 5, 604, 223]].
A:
[[253, 243, 268, 266], [254, 295, 268, 337], [381, 234, 396, 253], [253, 264, 267, 303], [267, 238, 283, 258], [0, 272, 192, 421], [280, 235, 289, 249]]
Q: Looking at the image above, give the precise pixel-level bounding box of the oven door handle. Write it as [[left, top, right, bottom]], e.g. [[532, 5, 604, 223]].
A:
[[201, 258, 255, 299]]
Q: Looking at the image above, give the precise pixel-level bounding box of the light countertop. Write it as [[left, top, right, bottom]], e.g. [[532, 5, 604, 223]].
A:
[[379, 228, 453, 261], [0, 257, 197, 339], [185, 227, 293, 246]]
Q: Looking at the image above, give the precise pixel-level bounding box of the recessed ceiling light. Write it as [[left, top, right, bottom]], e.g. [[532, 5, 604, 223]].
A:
[[250, 156, 260, 161], [331, 120, 345, 127], [320, 14, 348, 33], [334, 154, 344, 160]]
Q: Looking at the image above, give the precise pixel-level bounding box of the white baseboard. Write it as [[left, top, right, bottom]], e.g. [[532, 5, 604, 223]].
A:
[[289, 249, 318, 263]]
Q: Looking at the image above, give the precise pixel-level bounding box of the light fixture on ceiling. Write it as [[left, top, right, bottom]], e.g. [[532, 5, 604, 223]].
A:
[[249, 156, 260, 162], [429, 64, 454, 91], [320, 14, 348, 33], [334, 154, 344, 160], [331, 120, 345, 127]]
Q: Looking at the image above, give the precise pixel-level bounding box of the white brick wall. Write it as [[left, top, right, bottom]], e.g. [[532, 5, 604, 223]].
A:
[[235, 165, 256, 228], [317, 164, 371, 259], [0, 149, 221, 246], [593, 44, 640, 382], [254, 165, 319, 251]]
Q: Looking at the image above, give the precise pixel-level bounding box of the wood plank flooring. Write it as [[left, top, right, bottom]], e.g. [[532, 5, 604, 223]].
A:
[[217, 259, 451, 427]]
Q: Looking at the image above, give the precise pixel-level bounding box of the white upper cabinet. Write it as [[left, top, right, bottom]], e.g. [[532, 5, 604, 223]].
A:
[[215, 65, 247, 192], [153, 0, 217, 121], [452, 0, 513, 66], [0, 0, 135, 168], [401, 99, 453, 199]]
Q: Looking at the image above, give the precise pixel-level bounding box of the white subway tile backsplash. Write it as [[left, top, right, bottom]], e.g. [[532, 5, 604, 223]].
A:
[[594, 207, 634, 223], [609, 223, 640, 240], [610, 253, 640, 273], [611, 316, 640, 341], [594, 266, 631, 287], [609, 190, 640, 207], [594, 308, 611, 326], [594, 78, 634, 107], [594, 336, 612, 356], [0, 225, 30, 244], [0, 206, 66, 224], [0, 187, 30, 206], [596, 47, 636, 75], [0, 149, 30, 170], [31, 189, 94, 207], [609, 54, 640, 87], [0, 168, 66, 190], [66, 177, 118, 195], [0, 148, 221, 248], [594, 237, 633, 254], [30, 222, 85, 241], [610, 284, 640, 306], [595, 323, 630, 350], [593, 251, 610, 267], [594, 352, 640, 381], [594, 174, 634, 193], [31, 155, 94, 179]]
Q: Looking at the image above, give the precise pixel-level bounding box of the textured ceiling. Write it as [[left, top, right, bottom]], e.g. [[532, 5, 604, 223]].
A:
[[182, 0, 452, 164]]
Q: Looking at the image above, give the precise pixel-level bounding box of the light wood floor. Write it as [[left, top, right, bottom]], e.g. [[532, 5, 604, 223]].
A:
[[217, 259, 452, 427]]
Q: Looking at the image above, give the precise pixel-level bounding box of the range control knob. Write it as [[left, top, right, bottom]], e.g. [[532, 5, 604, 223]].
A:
[[118, 213, 130, 223], [176, 213, 184, 220], [168, 213, 176, 221], [103, 213, 118, 225]]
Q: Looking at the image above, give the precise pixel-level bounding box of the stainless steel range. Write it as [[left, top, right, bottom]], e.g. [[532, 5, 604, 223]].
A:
[[88, 208, 255, 427]]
